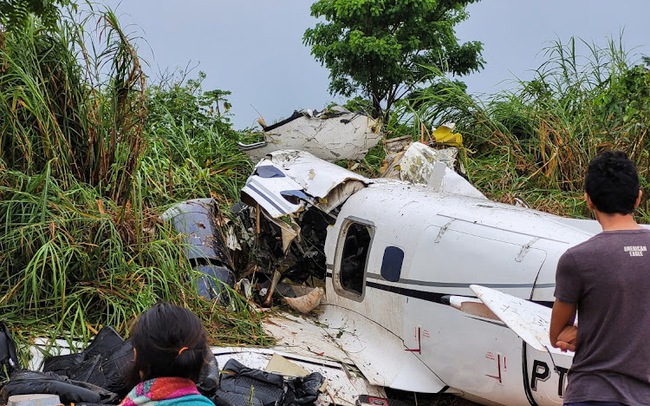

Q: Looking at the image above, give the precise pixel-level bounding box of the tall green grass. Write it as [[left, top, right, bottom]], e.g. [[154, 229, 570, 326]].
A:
[[393, 35, 650, 221], [0, 5, 268, 361]]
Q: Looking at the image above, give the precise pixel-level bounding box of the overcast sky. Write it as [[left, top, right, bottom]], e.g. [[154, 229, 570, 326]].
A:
[[97, 1, 650, 129]]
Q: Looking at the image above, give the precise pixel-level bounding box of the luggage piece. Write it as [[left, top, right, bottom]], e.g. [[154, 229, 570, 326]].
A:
[[285, 373, 324, 405], [42, 352, 83, 377], [43, 327, 133, 397], [215, 359, 324, 406], [0, 322, 20, 380], [1, 370, 119, 404], [218, 359, 286, 406], [212, 389, 263, 406]]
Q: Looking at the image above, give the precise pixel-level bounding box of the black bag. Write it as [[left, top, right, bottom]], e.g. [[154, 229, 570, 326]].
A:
[[213, 390, 264, 406], [1, 370, 119, 404], [213, 359, 324, 406], [0, 322, 20, 381], [197, 345, 220, 397], [285, 373, 324, 405], [43, 326, 134, 398], [215, 359, 286, 406]]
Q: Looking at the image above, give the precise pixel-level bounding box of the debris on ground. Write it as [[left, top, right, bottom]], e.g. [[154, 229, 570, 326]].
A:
[[238, 106, 382, 162]]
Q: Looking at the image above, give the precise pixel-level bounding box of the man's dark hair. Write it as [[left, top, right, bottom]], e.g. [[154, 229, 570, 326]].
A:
[[129, 302, 208, 385], [585, 150, 639, 214]]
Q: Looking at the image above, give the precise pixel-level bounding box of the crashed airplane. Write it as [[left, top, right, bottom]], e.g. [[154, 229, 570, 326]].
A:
[[216, 145, 628, 406]]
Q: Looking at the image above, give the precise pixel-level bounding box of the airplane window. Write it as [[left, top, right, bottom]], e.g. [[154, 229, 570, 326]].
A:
[[280, 190, 310, 204], [381, 246, 404, 282], [254, 165, 285, 178], [339, 222, 372, 296]]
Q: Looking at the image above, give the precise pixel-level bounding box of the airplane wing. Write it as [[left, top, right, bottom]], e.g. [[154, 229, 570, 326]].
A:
[[469, 285, 570, 356]]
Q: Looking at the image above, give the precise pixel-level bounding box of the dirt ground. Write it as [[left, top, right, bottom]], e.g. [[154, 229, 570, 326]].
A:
[[432, 395, 482, 406], [384, 390, 483, 406]]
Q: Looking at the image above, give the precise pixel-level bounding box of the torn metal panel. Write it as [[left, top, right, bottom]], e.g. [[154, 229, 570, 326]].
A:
[[239, 107, 382, 162], [241, 165, 308, 218], [380, 136, 412, 178], [160, 198, 236, 301], [260, 209, 300, 253], [265, 353, 310, 377], [399, 142, 457, 183], [160, 198, 234, 266], [399, 142, 486, 199], [242, 150, 369, 217], [261, 150, 369, 213]]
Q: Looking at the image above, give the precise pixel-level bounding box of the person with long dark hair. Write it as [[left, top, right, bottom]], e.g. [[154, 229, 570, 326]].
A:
[[119, 302, 214, 406]]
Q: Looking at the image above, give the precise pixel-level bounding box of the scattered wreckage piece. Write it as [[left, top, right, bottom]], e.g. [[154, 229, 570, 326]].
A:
[[380, 123, 462, 178], [283, 287, 324, 314], [397, 142, 485, 198], [242, 150, 369, 218], [213, 313, 386, 406], [160, 198, 236, 301], [238, 107, 382, 163]]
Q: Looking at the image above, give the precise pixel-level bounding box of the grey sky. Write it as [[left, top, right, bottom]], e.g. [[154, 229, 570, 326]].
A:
[[99, 1, 650, 129]]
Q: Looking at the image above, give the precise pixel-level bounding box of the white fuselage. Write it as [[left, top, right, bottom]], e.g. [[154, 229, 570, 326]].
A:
[[322, 179, 594, 406]]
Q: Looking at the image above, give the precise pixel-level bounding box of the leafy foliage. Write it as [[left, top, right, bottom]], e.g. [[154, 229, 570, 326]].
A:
[[142, 71, 251, 207], [0, 0, 75, 32], [146, 71, 234, 141], [304, 0, 484, 121]]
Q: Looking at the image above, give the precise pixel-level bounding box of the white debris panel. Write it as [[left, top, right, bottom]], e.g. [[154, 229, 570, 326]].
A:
[[241, 150, 370, 218], [239, 107, 382, 162]]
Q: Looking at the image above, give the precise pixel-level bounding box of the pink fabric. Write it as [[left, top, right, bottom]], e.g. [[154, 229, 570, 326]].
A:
[[119, 377, 203, 406]]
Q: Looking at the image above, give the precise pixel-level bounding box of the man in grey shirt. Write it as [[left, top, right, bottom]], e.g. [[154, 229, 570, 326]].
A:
[[550, 150, 650, 405]]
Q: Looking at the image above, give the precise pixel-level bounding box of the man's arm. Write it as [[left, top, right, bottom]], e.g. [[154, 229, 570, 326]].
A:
[[550, 300, 577, 352]]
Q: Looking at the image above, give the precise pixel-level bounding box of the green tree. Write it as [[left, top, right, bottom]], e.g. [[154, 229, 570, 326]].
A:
[[304, 0, 484, 121], [0, 0, 74, 32]]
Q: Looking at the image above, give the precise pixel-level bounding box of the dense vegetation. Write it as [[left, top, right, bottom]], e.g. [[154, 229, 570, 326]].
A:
[[0, 5, 267, 360], [1, 2, 649, 367]]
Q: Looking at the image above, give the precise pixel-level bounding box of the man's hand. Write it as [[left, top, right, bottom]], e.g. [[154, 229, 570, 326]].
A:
[[555, 325, 577, 352], [550, 299, 577, 351]]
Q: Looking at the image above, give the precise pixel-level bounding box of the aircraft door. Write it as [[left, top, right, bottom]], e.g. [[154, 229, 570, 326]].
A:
[[327, 216, 408, 339], [332, 219, 373, 301]]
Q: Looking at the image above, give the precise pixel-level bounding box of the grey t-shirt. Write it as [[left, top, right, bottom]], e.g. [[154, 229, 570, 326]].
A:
[[555, 229, 650, 404]]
